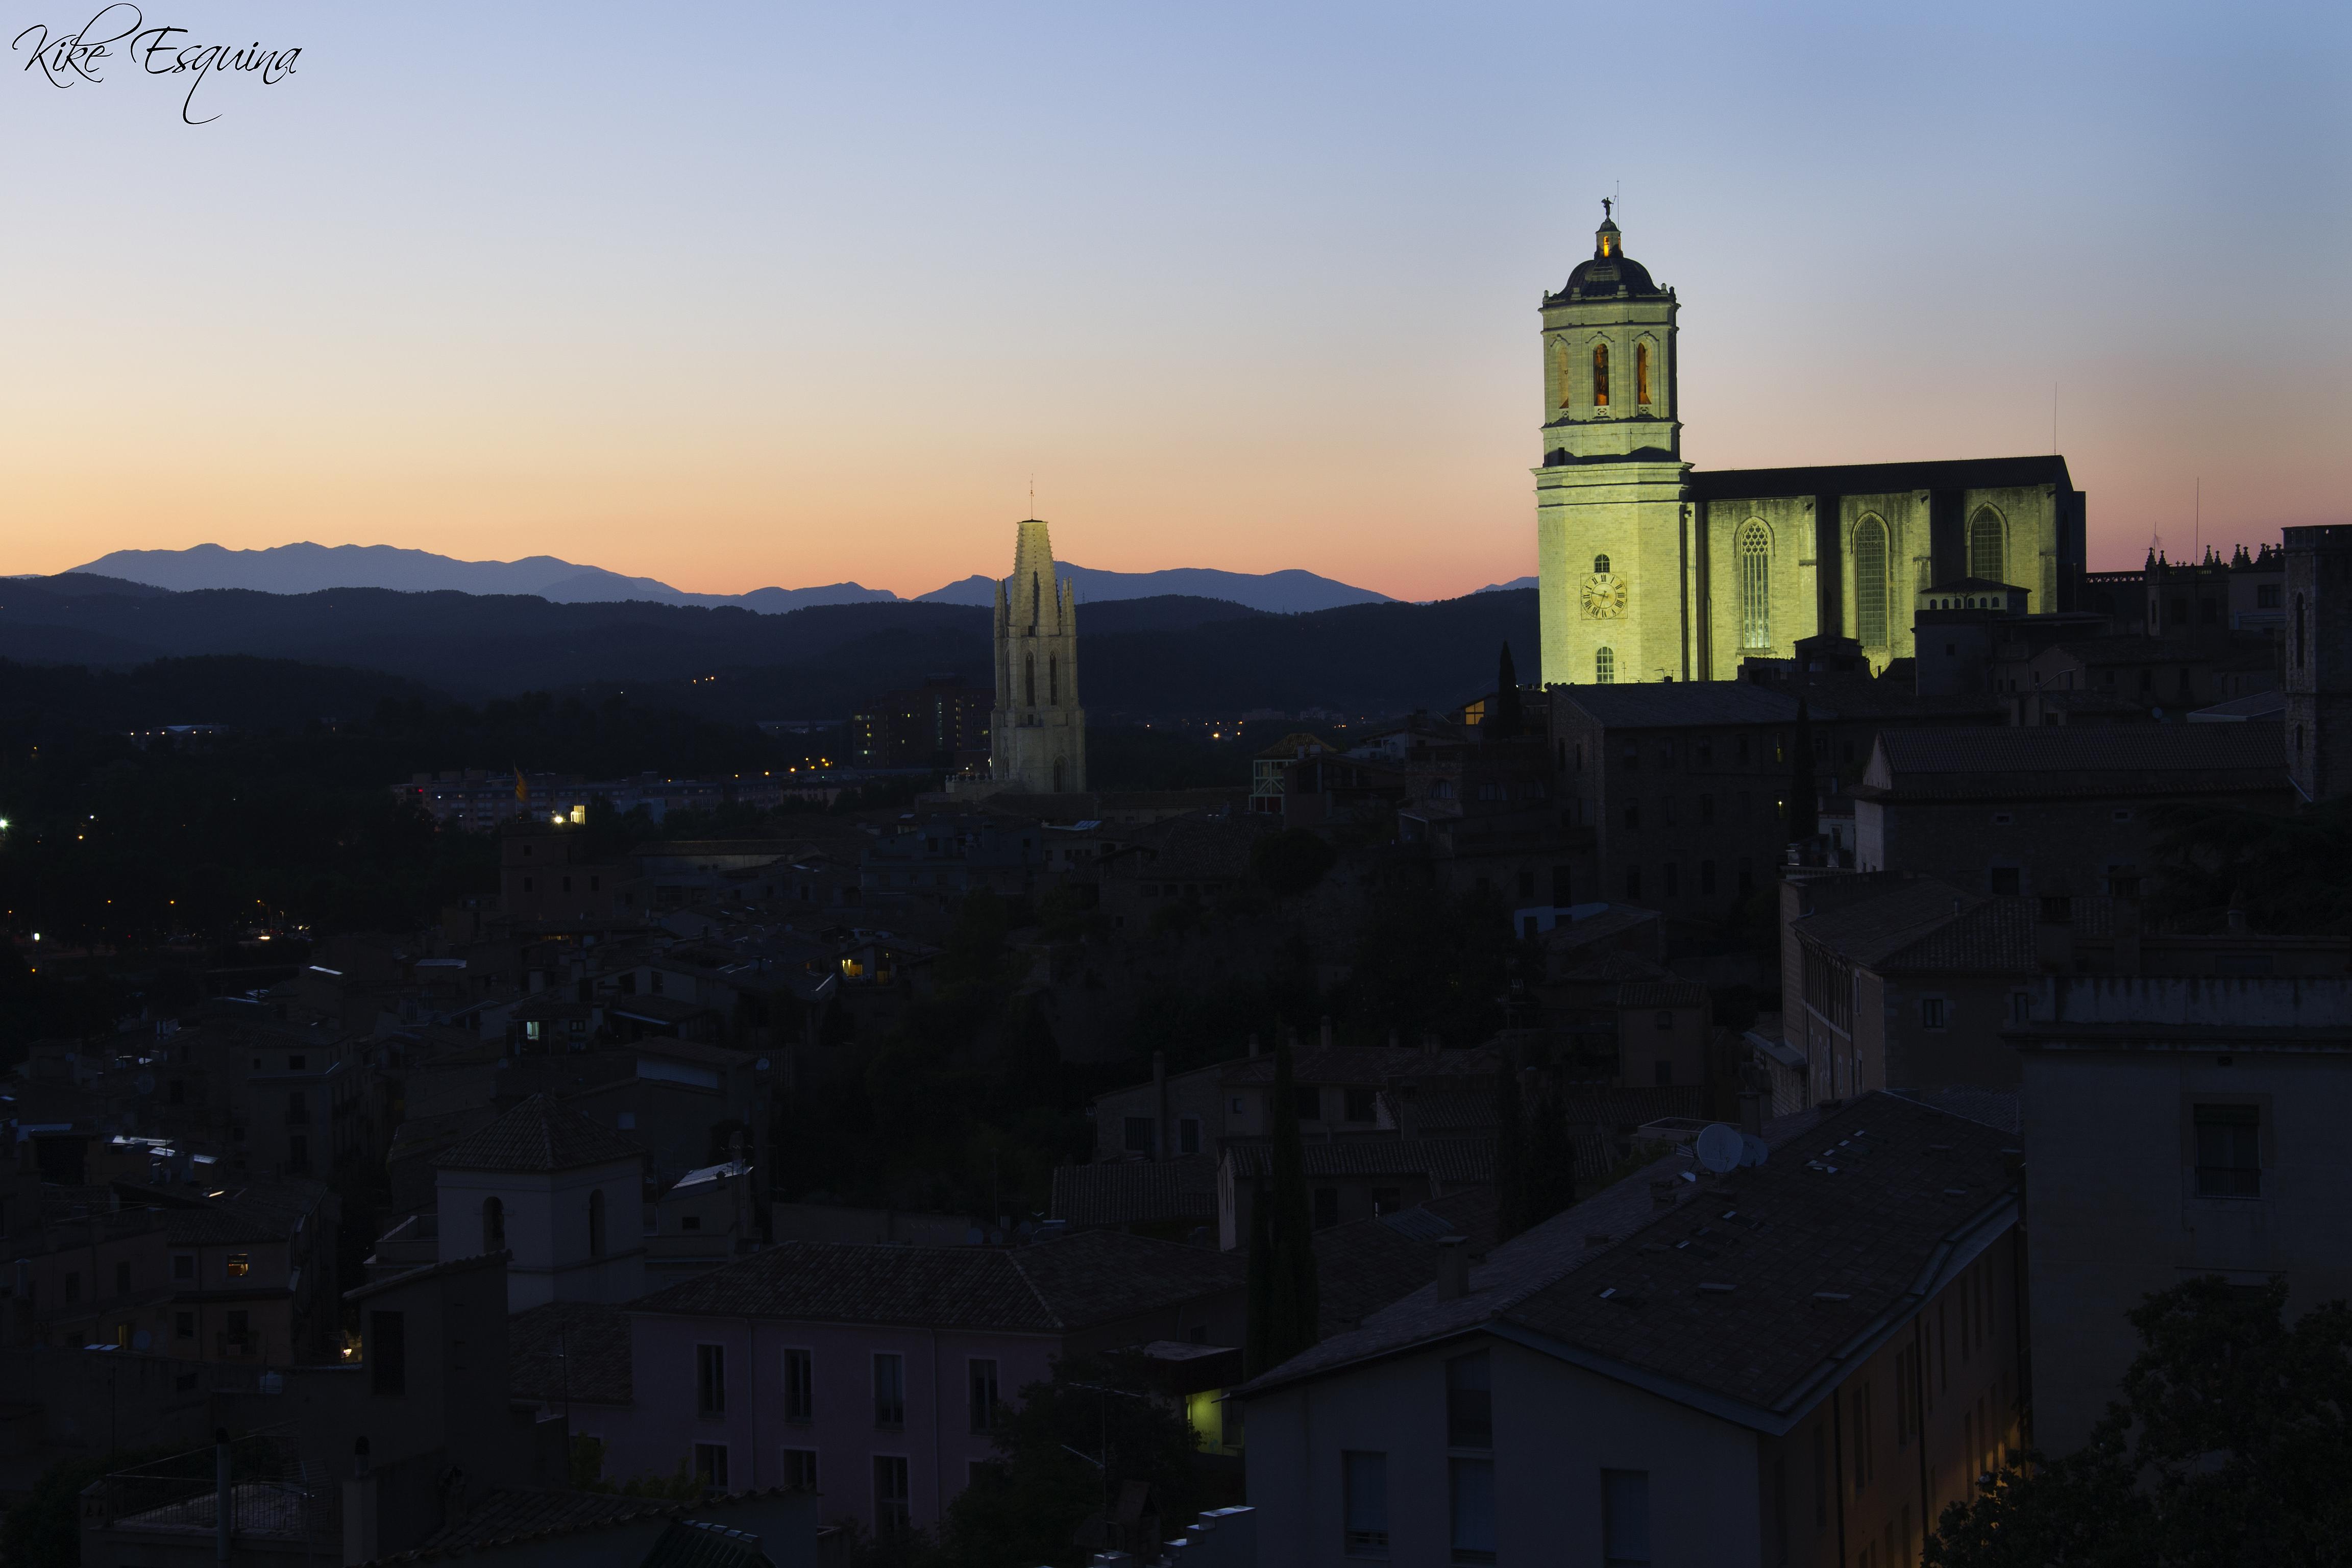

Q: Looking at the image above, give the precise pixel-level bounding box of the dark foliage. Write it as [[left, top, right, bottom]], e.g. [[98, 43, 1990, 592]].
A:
[[2144, 797, 2352, 933], [1337, 881, 1533, 1049], [1487, 642, 1524, 740], [1250, 1031, 1320, 1376], [2, 1441, 183, 1568], [1788, 696, 1818, 843], [1251, 828, 1337, 896]]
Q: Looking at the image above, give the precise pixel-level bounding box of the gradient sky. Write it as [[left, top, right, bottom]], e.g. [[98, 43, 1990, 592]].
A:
[[5, 1, 2346, 600]]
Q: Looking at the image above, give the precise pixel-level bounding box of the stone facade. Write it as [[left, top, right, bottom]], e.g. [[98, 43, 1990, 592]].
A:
[[989, 518, 1087, 793], [2283, 523, 2352, 800], [1535, 210, 2088, 685]]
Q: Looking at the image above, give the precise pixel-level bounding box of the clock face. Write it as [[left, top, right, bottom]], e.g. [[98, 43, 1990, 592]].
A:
[[1581, 572, 1628, 620]]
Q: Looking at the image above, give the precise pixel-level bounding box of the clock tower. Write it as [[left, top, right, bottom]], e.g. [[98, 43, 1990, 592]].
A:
[[1534, 205, 1689, 686]]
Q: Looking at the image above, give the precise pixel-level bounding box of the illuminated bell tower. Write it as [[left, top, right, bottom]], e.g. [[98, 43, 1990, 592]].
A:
[[1534, 204, 1689, 687], [990, 519, 1087, 794]]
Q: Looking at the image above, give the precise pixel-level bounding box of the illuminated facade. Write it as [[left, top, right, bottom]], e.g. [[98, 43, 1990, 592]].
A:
[[989, 518, 1087, 793], [1536, 208, 2087, 685]]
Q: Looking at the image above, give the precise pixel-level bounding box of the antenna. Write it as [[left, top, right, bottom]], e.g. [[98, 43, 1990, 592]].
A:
[[2195, 477, 2201, 562], [2051, 380, 2057, 455]]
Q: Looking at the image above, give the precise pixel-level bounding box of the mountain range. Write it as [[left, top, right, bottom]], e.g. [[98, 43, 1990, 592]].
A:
[[64, 542, 1394, 616]]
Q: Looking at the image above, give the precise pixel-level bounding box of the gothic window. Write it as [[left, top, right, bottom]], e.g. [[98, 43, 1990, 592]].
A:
[[1968, 509, 2005, 583], [1053, 757, 1066, 792], [1593, 554, 1611, 575], [1739, 524, 1772, 649], [482, 1197, 504, 1252], [1048, 654, 1058, 705], [1555, 342, 1573, 409], [588, 1189, 606, 1259], [1024, 654, 1036, 707], [1636, 342, 1653, 407], [1596, 647, 1615, 684], [1854, 519, 1890, 646], [2295, 595, 2306, 670], [1591, 343, 1610, 407], [1031, 572, 1043, 624]]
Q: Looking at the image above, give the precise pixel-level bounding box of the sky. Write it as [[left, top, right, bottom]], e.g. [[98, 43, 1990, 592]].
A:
[[4, 1, 2347, 600]]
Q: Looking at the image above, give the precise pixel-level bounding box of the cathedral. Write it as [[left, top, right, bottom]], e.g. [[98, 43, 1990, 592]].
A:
[[1535, 205, 2088, 686], [989, 518, 1087, 793]]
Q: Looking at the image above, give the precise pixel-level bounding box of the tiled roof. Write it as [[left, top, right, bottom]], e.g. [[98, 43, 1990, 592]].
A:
[[1222, 1045, 1499, 1087], [1239, 1093, 2019, 1429], [1557, 1086, 1706, 1130], [1226, 1137, 1494, 1184], [508, 1300, 632, 1406], [345, 1250, 510, 1305], [1407, 1091, 1498, 1133], [1685, 454, 2074, 501], [1314, 1189, 1499, 1337], [434, 1093, 645, 1173], [1617, 982, 1710, 1008], [1877, 900, 2037, 972], [1794, 878, 1978, 968], [1051, 1160, 1218, 1228], [628, 1229, 1244, 1332], [1863, 724, 2285, 800]]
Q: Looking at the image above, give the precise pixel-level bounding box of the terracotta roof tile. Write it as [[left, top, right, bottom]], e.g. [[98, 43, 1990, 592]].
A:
[[509, 1300, 632, 1406], [1051, 1161, 1218, 1228], [434, 1093, 645, 1173]]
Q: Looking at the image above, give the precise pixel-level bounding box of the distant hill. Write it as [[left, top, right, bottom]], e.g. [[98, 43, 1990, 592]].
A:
[[0, 574, 1532, 719], [65, 542, 1389, 616], [1477, 575, 1538, 593]]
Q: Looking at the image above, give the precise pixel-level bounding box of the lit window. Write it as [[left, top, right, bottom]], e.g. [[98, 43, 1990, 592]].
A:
[[226, 1253, 250, 1278], [1635, 342, 1652, 407], [1592, 342, 1611, 407]]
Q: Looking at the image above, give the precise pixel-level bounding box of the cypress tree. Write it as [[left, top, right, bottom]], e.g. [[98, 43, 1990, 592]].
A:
[[1489, 642, 1525, 740], [1787, 696, 1818, 845], [1523, 1076, 1579, 1229], [1491, 1048, 1528, 1241], [1263, 1031, 1321, 1369], [1244, 1177, 1276, 1377]]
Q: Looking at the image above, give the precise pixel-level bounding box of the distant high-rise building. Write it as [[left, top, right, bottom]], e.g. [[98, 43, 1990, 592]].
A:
[[990, 519, 1086, 793], [2284, 524, 2352, 800]]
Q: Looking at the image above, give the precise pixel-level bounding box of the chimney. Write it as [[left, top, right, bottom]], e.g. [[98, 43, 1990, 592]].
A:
[[1738, 1090, 1763, 1138], [1435, 1236, 1470, 1300], [2035, 896, 2075, 973]]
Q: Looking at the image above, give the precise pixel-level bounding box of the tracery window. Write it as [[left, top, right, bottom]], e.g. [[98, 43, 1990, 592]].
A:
[[1854, 519, 1889, 646], [1739, 524, 1772, 649], [1969, 509, 2005, 583], [1591, 343, 1610, 407]]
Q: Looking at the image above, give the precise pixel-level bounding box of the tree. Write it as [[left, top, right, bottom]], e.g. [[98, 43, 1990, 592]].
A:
[[1522, 1075, 1578, 1228], [1248, 1031, 1320, 1374], [935, 1354, 1205, 1568], [1925, 1277, 2352, 1567], [1251, 828, 1336, 896], [1786, 697, 1818, 844], [1491, 1049, 1529, 1241], [1488, 642, 1524, 740]]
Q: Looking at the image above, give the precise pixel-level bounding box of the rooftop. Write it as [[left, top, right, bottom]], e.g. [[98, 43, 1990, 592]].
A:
[[433, 1094, 645, 1174], [1685, 454, 2075, 503], [508, 1300, 632, 1406], [1860, 724, 2285, 801]]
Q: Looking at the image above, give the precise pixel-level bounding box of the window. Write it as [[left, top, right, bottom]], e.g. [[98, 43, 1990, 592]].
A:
[[115, 1260, 130, 1295], [1123, 1116, 1154, 1154], [1700, 860, 1717, 894], [694, 1443, 728, 1491], [588, 1189, 607, 1259], [1343, 1451, 1390, 1556], [1624, 866, 1641, 900], [2194, 1104, 2261, 1197], [1344, 1086, 1378, 1123], [1699, 794, 1714, 824], [226, 1253, 250, 1278], [175, 1310, 195, 1340], [1635, 341, 1653, 407], [1592, 341, 1610, 407], [174, 1253, 194, 1282], [783, 1449, 818, 1489], [287, 1134, 309, 1174], [1596, 646, 1615, 684], [1179, 1116, 1202, 1156], [287, 1055, 307, 1071], [874, 1352, 906, 1428], [784, 1349, 814, 1422], [1314, 1188, 1340, 1229], [1623, 802, 1640, 829], [1603, 1469, 1652, 1565], [1446, 1351, 1492, 1448], [1663, 863, 1679, 898], [969, 1358, 1000, 1432], [1293, 1086, 1322, 1121], [482, 1196, 505, 1251], [1851, 1380, 1876, 1489], [1594, 553, 1611, 574], [874, 1455, 912, 1533], [1371, 1186, 1401, 1214], [1921, 997, 1947, 1029], [1968, 508, 2004, 582], [226, 1309, 248, 1344], [2011, 992, 2031, 1025], [1450, 1458, 1497, 1564], [1989, 867, 2020, 895], [1854, 518, 1890, 646], [370, 1311, 406, 1395], [1739, 524, 1772, 649], [697, 1344, 726, 1415], [1653, 1060, 1674, 1086], [1556, 341, 1574, 408], [286, 1090, 309, 1124]]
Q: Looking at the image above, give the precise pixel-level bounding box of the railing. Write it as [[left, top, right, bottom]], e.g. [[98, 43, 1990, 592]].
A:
[[89, 1427, 336, 1547]]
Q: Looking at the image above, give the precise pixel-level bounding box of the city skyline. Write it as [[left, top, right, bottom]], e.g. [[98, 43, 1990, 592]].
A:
[[6, 0, 2345, 601]]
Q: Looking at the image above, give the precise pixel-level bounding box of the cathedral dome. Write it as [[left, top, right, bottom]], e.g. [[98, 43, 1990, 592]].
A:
[[1550, 210, 1668, 304]]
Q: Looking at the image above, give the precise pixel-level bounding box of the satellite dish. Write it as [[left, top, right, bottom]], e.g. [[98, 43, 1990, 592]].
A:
[[1741, 1135, 1770, 1169], [132, 1330, 152, 1351], [1695, 1123, 1743, 1175], [134, 1074, 155, 1095]]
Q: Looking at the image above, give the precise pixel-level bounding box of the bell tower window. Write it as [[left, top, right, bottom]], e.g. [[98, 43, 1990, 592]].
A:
[[1595, 647, 1615, 684], [1591, 344, 1610, 408], [1636, 342, 1652, 408], [1593, 554, 1611, 575]]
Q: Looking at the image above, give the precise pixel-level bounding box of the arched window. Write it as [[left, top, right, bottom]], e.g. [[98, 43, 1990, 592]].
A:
[[1048, 654, 1058, 706], [2295, 594, 2306, 670], [1636, 342, 1653, 408], [1739, 524, 1772, 649], [1854, 519, 1889, 647], [1555, 342, 1573, 409], [1052, 757, 1066, 793], [1595, 647, 1615, 684], [587, 1189, 606, 1260], [1592, 554, 1611, 575], [482, 1196, 504, 1252], [1968, 509, 2005, 583], [1024, 654, 1036, 707], [1031, 572, 1042, 624], [1591, 343, 1611, 407]]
